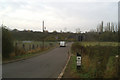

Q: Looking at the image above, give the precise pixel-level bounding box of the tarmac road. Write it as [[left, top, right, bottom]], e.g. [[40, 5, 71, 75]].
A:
[[2, 43, 72, 78]]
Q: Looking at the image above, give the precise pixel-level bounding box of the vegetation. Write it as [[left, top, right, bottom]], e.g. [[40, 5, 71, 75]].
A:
[[83, 31, 118, 42], [2, 27, 14, 58], [63, 42, 119, 78], [11, 30, 76, 41], [11, 30, 119, 42], [3, 41, 58, 62], [2, 27, 58, 61], [78, 42, 119, 47], [10, 20, 119, 42], [2, 21, 119, 64]]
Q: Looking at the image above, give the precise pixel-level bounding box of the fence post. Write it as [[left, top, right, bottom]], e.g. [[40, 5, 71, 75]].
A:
[[29, 44, 31, 50], [32, 44, 34, 49], [22, 44, 25, 51], [37, 44, 38, 48]]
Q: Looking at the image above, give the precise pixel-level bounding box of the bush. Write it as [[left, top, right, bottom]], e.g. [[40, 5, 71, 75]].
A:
[[2, 27, 14, 58], [71, 42, 119, 78]]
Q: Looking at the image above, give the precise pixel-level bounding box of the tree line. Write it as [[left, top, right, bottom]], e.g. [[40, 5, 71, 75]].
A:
[[82, 21, 119, 42], [1, 21, 119, 58]]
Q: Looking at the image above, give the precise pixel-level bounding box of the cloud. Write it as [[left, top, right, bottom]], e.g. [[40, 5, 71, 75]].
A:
[[0, 0, 118, 32]]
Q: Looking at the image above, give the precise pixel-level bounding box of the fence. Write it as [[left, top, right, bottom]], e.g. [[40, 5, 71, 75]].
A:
[[14, 41, 57, 52]]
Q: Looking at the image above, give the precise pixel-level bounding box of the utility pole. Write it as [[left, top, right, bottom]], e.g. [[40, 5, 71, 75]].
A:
[[42, 21, 44, 49], [43, 21, 44, 32]]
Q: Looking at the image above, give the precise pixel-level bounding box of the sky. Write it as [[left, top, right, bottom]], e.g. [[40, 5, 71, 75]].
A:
[[0, 0, 119, 32]]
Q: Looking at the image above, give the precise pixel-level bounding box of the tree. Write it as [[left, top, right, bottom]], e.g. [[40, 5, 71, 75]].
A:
[[2, 26, 14, 58], [76, 28, 81, 33]]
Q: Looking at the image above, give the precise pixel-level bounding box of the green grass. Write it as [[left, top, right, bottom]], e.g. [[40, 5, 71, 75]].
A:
[[79, 42, 119, 47], [63, 42, 119, 78], [63, 55, 80, 78]]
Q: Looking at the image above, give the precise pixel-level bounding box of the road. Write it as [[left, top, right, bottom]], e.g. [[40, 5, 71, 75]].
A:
[[2, 43, 72, 78]]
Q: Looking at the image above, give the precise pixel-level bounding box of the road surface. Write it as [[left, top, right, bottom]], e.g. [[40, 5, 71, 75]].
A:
[[2, 43, 72, 78]]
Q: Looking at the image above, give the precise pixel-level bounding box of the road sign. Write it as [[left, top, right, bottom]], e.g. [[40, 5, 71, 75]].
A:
[[77, 56, 81, 66], [76, 53, 81, 70]]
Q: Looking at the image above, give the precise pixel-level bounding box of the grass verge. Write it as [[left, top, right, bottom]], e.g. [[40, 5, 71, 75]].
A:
[[3, 45, 58, 64], [63, 42, 120, 78]]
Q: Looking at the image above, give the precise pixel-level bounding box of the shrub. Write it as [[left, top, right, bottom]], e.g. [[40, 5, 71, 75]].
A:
[[2, 27, 14, 58]]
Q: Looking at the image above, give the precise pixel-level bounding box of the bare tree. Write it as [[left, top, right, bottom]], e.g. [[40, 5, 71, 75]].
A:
[[76, 28, 81, 33], [64, 27, 67, 32], [97, 25, 99, 32]]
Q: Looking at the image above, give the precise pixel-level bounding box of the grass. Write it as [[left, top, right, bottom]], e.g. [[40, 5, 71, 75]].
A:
[[3, 41, 58, 63], [3, 46, 57, 64], [14, 41, 57, 51], [80, 42, 119, 47], [63, 55, 80, 78], [63, 42, 119, 78]]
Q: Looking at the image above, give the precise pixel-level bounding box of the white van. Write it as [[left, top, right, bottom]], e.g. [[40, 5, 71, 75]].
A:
[[59, 41, 66, 47]]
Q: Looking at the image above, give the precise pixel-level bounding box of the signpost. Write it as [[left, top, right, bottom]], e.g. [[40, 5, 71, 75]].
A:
[[76, 52, 81, 70], [76, 34, 83, 70]]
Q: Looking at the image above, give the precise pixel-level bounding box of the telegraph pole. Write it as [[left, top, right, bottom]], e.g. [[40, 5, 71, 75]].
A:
[[43, 21, 44, 32], [42, 21, 44, 49]]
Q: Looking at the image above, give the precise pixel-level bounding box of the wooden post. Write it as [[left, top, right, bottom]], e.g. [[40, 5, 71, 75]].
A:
[[29, 44, 31, 50], [32, 44, 34, 49], [23, 44, 25, 51], [37, 44, 38, 48]]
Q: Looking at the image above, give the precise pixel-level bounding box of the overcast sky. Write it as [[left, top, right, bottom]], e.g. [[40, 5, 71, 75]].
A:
[[0, 0, 119, 32]]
